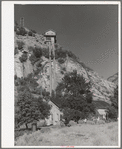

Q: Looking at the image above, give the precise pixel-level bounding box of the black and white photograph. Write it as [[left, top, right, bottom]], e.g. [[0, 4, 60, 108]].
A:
[[2, 1, 121, 148]]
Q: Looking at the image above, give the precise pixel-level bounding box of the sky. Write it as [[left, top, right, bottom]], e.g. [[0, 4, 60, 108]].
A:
[[15, 4, 118, 79]]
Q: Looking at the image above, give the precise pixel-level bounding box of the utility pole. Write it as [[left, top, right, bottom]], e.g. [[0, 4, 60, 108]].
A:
[[52, 43, 56, 95], [49, 42, 52, 97], [66, 53, 69, 72], [20, 17, 24, 27]]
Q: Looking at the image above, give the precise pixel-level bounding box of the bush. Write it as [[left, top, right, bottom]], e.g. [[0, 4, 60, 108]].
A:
[[107, 86, 118, 120], [14, 47, 19, 55], [16, 27, 27, 36], [42, 48, 49, 59], [17, 40, 25, 50], [62, 67, 66, 71], [107, 106, 118, 120], [28, 46, 34, 52], [15, 81, 19, 86], [62, 108, 83, 125], [32, 33, 35, 37], [58, 58, 65, 64], [55, 47, 67, 59], [34, 69, 41, 75], [60, 70, 64, 74], [14, 75, 17, 80], [29, 54, 40, 65], [28, 31, 33, 36], [19, 53, 27, 63], [33, 46, 42, 58]]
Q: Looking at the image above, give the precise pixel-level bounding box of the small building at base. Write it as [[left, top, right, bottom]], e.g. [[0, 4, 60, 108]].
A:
[[45, 100, 62, 126]]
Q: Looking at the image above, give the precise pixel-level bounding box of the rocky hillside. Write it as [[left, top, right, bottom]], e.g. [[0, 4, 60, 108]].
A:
[[14, 26, 116, 104], [107, 73, 118, 85]]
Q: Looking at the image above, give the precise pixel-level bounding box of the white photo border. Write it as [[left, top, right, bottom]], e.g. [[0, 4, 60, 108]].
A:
[[2, 1, 121, 148]]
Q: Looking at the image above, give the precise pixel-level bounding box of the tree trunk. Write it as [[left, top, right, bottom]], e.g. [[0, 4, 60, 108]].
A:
[[25, 123, 28, 129]]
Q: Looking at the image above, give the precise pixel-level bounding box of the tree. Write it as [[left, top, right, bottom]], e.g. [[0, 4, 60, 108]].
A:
[[51, 70, 95, 124], [111, 85, 118, 110], [107, 85, 118, 120], [15, 90, 51, 129]]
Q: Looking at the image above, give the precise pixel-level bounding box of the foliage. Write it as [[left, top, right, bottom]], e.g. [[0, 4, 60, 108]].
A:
[[62, 67, 66, 71], [14, 47, 19, 55], [107, 106, 118, 120], [17, 74, 38, 92], [15, 81, 19, 86], [17, 40, 25, 50], [28, 31, 33, 36], [15, 74, 51, 128], [28, 46, 34, 52], [42, 48, 49, 59], [33, 46, 43, 58], [29, 54, 40, 65], [16, 27, 27, 36], [14, 75, 17, 80], [111, 86, 118, 110], [51, 70, 95, 124], [58, 58, 65, 64], [19, 53, 27, 63], [62, 108, 84, 125], [107, 85, 118, 120], [15, 90, 51, 128]]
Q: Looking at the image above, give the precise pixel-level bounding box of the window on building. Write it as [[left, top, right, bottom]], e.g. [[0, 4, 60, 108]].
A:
[[46, 37, 51, 41]]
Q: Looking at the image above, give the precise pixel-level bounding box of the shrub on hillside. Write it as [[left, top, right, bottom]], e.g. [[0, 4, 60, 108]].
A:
[[14, 47, 19, 55], [17, 40, 25, 50], [107, 85, 118, 120], [58, 58, 65, 64], [42, 48, 49, 59], [19, 53, 27, 63], [34, 69, 41, 75], [16, 27, 27, 36], [107, 106, 118, 120], [33, 46, 42, 58], [28, 31, 33, 36], [28, 46, 34, 52], [29, 54, 40, 65]]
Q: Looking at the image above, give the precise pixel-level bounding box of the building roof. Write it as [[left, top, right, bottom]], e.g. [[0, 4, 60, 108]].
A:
[[50, 98, 62, 109], [93, 100, 110, 109], [44, 29, 56, 37]]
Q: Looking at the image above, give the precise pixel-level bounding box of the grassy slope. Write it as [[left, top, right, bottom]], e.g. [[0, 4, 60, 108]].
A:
[[16, 122, 118, 146]]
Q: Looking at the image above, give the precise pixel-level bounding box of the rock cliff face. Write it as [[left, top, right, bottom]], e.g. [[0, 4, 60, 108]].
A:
[[14, 29, 116, 103], [107, 73, 118, 85]]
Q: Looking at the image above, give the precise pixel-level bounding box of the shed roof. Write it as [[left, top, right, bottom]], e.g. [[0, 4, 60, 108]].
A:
[[93, 100, 110, 109], [44, 29, 56, 37]]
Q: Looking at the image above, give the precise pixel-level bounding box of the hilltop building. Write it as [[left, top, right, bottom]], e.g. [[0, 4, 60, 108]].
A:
[[44, 29, 57, 44]]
